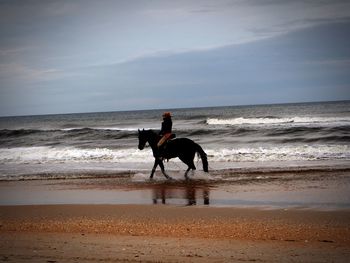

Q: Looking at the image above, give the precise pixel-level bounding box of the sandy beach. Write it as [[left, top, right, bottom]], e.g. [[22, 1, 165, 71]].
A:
[[1, 205, 350, 262], [1, 203, 350, 262]]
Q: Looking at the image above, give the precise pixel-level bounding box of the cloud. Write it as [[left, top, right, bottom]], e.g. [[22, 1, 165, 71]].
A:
[[3, 63, 58, 79], [1, 1, 350, 115], [95, 21, 350, 105], [77, 1, 350, 69]]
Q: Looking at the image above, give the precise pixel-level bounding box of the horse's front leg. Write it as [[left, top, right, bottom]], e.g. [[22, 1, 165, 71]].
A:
[[158, 159, 172, 180], [150, 159, 158, 179], [184, 167, 191, 180]]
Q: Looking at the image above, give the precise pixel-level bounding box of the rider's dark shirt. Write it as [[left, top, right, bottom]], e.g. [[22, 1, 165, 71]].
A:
[[160, 118, 172, 135]]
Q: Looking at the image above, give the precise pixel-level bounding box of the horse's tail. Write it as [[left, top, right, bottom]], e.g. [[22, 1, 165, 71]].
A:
[[195, 143, 209, 172]]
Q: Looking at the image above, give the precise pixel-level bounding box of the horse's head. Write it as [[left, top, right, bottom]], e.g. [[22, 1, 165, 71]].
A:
[[138, 129, 158, 150], [138, 129, 147, 150]]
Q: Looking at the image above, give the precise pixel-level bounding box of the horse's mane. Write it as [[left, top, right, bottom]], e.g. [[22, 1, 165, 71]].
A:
[[147, 129, 156, 133], [140, 129, 158, 136]]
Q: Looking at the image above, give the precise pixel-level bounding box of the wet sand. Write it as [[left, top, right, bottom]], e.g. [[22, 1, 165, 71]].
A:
[[1, 170, 350, 262], [1, 168, 350, 209]]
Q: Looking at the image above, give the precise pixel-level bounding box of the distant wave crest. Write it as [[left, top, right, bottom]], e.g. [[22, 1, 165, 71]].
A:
[[206, 116, 350, 126]]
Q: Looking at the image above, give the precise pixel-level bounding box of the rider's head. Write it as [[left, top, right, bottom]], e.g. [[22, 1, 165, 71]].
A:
[[162, 112, 171, 119]]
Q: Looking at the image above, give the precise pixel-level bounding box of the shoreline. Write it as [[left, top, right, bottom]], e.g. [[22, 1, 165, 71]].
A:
[[1, 169, 350, 209], [1, 159, 350, 181]]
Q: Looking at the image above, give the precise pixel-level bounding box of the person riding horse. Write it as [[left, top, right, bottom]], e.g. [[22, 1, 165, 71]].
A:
[[138, 112, 208, 179], [157, 112, 173, 155], [138, 129, 208, 179]]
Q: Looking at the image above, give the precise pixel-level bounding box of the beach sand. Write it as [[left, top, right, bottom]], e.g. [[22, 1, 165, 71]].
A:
[[1, 170, 350, 262], [1, 204, 350, 262]]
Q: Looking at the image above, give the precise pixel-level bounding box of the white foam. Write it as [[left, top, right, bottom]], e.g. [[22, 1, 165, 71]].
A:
[[206, 116, 350, 126], [0, 146, 154, 164], [0, 144, 349, 165], [206, 145, 350, 162], [132, 172, 152, 182]]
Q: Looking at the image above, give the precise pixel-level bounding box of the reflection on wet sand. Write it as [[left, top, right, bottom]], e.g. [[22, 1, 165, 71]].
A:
[[152, 183, 210, 206]]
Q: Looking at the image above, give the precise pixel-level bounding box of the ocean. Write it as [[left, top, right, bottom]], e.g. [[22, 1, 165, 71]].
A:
[[0, 101, 349, 180]]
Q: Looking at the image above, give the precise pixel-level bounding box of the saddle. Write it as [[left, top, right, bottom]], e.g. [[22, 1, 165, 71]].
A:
[[158, 133, 176, 160], [159, 133, 176, 147], [168, 133, 176, 140]]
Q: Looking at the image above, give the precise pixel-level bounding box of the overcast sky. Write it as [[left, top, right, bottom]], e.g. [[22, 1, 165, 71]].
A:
[[0, 0, 350, 116]]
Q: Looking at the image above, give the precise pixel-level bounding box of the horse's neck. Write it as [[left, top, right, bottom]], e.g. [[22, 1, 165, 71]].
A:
[[147, 133, 159, 149]]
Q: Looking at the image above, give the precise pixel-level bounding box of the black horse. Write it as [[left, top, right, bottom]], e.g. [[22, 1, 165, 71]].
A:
[[138, 129, 208, 179]]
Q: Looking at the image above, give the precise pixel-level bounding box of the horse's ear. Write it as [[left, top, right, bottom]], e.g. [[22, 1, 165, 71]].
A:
[[142, 128, 144, 131], [138, 129, 140, 133]]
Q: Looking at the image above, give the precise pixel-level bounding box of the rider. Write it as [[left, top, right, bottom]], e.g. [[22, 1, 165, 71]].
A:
[[157, 112, 172, 149]]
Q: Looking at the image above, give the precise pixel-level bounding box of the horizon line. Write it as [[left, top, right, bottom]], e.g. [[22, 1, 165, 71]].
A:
[[1, 99, 349, 118]]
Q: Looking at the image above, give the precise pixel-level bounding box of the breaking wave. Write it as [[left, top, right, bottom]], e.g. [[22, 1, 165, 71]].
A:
[[206, 116, 350, 126], [0, 146, 154, 164], [1, 144, 349, 165]]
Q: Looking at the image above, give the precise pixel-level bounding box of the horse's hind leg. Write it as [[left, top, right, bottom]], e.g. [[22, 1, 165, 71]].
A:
[[180, 156, 196, 179]]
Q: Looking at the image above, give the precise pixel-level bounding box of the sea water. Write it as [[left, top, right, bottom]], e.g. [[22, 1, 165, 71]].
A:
[[0, 101, 349, 180]]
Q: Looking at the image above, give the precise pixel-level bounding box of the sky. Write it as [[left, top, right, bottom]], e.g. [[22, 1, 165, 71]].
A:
[[0, 0, 350, 116]]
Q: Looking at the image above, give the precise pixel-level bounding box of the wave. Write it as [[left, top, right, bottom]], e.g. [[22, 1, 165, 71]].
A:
[[1, 124, 349, 149], [0, 129, 48, 137], [61, 127, 158, 131], [205, 145, 350, 162], [0, 127, 255, 141], [0, 127, 162, 137], [1, 144, 349, 165], [0, 128, 140, 148], [0, 146, 154, 164], [181, 125, 350, 137], [0, 128, 138, 138], [206, 116, 350, 126], [280, 135, 350, 144]]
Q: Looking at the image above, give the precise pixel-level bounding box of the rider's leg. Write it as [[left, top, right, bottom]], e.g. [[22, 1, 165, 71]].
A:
[[157, 135, 166, 148]]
